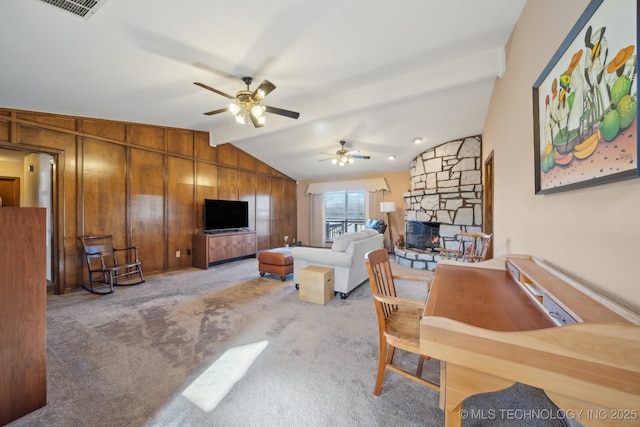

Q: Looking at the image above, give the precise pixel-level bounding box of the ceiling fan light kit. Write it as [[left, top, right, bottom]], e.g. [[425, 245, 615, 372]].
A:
[[194, 77, 299, 128]]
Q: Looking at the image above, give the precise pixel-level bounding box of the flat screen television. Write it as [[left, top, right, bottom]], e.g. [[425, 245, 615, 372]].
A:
[[204, 199, 249, 232]]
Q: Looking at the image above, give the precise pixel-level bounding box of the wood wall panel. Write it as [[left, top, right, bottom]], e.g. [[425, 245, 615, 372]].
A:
[[194, 131, 217, 163], [0, 107, 296, 293], [238, 149, 256, 171], [167, 156, 194, 270], [81, 139, 127, 241], [239, 170, 256, 231], [270, 178, 284, 248], [80, 119, 126, 141], [129, 125, 165, 151], [0, 119, 9, 141], [219, 166, 239, 200], [284, 179, 297, 244], [218, 144, 238, 167], [168, 128, 194, 157], [255, 159, 272, 175], [256, 175, 271, 250], [130, 148, 165, 274], [17, 111, 77, 131], [17, 124, 75, 151], [195, 161, 219, 233]]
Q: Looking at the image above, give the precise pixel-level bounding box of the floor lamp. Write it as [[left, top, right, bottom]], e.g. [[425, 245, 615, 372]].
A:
[[380, 201, 396, 254]]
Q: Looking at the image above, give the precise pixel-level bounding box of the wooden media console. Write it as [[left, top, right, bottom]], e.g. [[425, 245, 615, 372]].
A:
[[192, 230, 256, 269]]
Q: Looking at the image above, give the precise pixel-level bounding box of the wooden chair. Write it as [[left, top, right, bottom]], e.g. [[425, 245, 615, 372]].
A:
[[78, 235, 145, 294], [365, 248, 440, 396], [436, 231, 492, 263]]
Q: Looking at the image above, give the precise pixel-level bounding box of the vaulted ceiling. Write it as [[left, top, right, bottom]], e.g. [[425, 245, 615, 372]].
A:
[[0, 0, 526, 181]]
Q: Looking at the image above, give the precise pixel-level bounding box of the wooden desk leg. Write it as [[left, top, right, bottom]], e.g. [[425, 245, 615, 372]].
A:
[[441, 363, 514, 427]]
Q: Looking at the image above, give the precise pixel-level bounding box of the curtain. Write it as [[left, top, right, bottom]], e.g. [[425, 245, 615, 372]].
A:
[[368, 190, 384, 220], [305, 177, 389, 194], [309, 193, 325, 247]]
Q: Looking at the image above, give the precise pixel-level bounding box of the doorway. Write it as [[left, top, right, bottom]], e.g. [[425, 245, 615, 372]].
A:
[[0, 176, 20, 206], [483, 151, 494, 259], [0, 149, 56, 287]]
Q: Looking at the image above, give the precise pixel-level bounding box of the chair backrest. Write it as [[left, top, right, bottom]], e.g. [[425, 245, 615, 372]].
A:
[[459, 231, 492, 262], [365, 248, 398, 322], [79, 235, 115, 268]]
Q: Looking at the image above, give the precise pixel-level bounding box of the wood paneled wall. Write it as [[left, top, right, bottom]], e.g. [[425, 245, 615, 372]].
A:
[[0, 108, 297, 294]]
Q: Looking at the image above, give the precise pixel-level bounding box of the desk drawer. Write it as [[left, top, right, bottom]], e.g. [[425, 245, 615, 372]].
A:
[[543, 295, 578, 325]]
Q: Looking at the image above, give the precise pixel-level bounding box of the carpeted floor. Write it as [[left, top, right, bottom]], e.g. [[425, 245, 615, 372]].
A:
[[9, 258, 567, 427]]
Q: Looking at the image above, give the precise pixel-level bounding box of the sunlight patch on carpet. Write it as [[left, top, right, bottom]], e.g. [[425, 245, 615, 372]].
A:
[[181, 340, 269, 412]]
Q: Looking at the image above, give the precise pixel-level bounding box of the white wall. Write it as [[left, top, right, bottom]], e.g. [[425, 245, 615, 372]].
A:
[[484, 0, 640, 311]]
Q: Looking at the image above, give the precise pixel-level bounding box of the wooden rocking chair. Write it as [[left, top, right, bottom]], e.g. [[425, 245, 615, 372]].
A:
[[436, 231, 492, 263], [78, 235, 145, 294]]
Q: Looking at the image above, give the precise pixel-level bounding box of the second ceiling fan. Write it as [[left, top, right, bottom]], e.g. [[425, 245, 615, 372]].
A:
[[320, 140, 371, 165], [194, 77, 300, 128]]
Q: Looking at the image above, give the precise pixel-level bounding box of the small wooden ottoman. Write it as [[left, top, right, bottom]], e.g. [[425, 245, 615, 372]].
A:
[[258, 247, 293, 281]]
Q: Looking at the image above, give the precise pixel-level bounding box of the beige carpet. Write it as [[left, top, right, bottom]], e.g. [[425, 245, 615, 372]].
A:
[[8, 258, 566, 427]]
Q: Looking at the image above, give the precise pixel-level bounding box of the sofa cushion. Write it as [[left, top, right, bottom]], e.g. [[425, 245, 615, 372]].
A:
[[362, 229, 380, 238], [331, 230, 369, 252]]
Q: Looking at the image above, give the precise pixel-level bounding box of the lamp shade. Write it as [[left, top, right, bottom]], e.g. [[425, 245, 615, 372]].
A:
[[380, 201, 396, 213]]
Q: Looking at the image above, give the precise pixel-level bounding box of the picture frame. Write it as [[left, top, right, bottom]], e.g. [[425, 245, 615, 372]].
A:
[[533, 0, 638, 194]]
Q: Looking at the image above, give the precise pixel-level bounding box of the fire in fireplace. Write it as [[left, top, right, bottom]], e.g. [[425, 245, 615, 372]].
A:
[[405, 221, 441, 252]]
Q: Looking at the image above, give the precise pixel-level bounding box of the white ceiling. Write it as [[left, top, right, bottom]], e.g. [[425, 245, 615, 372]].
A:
[[0, 0, 526, 181]]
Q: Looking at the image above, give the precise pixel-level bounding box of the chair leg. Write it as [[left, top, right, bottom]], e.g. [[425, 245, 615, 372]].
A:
[[387, 345, 396, 365], [137, 266, 145, 283], [416, 356, 425, 377], [374, 339, 388, 396]]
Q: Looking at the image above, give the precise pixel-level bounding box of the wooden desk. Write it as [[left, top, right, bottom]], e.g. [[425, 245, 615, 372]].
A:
[[420, 256, 640, 427]]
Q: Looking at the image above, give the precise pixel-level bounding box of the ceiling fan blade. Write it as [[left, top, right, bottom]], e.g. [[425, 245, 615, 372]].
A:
[[264, 105, 300, 119], [203, 108, 228, 116], [249, 111, 265, 128], [318, 158, 334, 162], [352, 155, 371, 159], [251, 80, 276, 102], [194, 82, 235, 100], [346, 149, 359, 155]]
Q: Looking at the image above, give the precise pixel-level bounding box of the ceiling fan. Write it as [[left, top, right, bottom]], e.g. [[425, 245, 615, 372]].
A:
[[194, 77, 300, 128], [320, 140, 371, 166]]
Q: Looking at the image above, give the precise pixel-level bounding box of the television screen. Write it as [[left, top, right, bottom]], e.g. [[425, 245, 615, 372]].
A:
[[204, 199, 249, 232]]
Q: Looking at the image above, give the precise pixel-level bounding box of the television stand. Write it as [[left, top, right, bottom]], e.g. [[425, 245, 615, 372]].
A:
[[192, 230, 257, 269]]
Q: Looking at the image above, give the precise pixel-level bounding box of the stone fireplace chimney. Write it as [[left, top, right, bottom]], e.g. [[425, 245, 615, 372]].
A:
[[397, 136, 483, 270]]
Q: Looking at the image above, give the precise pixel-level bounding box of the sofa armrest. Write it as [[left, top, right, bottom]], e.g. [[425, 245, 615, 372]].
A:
[[291, 246, 353, 268]]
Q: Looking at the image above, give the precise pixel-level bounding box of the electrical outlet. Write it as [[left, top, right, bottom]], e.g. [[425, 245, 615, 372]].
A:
[[176, 250, 181, 258], [186, 249, 191, 255]]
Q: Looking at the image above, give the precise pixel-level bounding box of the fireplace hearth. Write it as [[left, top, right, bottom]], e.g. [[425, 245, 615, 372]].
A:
[[405, 221, 440, 252]]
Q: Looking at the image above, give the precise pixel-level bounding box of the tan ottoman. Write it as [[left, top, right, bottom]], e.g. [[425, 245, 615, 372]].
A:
[[258, 248, 293, 281], [299, 266, 335, 305]]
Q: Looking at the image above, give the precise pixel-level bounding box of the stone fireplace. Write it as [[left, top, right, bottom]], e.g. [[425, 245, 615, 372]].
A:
[[396, 136, 483, 270]]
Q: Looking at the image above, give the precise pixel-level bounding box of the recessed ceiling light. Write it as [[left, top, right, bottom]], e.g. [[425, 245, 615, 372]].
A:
[[413, 137, 423, 144], [388, 155, 396, 160]]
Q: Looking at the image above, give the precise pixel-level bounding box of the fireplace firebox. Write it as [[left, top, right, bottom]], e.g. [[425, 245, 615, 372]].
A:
[[405, 221, 440, 252]]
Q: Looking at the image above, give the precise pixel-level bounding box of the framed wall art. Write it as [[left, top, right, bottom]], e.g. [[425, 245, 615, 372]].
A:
[[533, 0, 638, 194]]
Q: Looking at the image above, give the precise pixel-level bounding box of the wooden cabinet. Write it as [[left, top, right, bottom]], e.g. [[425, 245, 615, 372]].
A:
[[0, 207, 47, 425], [193, 231, 257, 269]]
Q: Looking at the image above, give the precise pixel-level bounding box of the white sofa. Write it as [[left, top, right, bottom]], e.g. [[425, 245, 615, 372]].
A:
[[291, 229, 384, 299]]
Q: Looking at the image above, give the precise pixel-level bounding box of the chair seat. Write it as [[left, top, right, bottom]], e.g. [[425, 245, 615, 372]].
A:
[[384, 308, 422, 351]]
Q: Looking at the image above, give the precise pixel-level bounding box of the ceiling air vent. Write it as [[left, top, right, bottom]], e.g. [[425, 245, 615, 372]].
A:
[[35, 0, 110, 20]]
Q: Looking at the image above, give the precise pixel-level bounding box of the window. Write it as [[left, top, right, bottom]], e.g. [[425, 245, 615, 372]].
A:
[[324, 190, 366, 242]]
